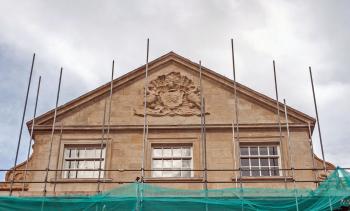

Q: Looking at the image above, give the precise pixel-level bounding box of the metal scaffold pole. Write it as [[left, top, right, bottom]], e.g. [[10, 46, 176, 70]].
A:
[[231, 120, 238, 188], [9, 53, 35, 196], [283, 99, 299, 211], [199, 61, 207, 191], [141, 38, 150, 182], [22, 76, 41, 193], [230, 38, 244, 211], [308, 66, 327, 173], [53, 123, 63, 193], [230, 39, 241, 186], [97, 98, 107, 193], [43, 68, 63, 196], [272, 60, 288, 188], [139, 38, 150, 211], [97, 60, 115, 193], [106, 61, 115, 147]]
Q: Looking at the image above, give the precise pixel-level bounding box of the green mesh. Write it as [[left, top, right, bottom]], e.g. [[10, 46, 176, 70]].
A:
[[0, 167, 349, 210]]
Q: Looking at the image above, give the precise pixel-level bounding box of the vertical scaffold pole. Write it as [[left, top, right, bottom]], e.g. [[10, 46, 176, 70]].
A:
[[272, 60, 288, 188], [97, 60, 114, 193], [231, 120, 238, 188], [22, 76, 41, 193], [9, 53, 35, 196], [230, 39, 241, 186], [53, 123, 63, 193], [97, 98, 108, 193], [139, 39, 150, 210], [43, 68, 63, 196], [199, 61, 207, 191], [308, 67, 327, 173], [106, 61, 115, 150], [141, 39, 150, 182], [283, 99, 299, 211], [231, 38, 244, 211], [203, 98, 208, 211]]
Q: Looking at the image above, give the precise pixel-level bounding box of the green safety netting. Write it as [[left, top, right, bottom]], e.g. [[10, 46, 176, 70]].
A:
[[0, 167, 349, 211]]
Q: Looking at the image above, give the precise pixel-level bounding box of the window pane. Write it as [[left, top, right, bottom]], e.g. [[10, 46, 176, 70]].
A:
[[163, 170, 179, 177], [241, 168, 250, 176], [63, 171, 69, 178], [163, 148, 172, 157], [70, 161, 77, 169], [270, 158, 279, 166], [173, 171, 181, 177], [173, 160, 182, 168], [63, 160, 69, 169], [94, 160, 100, 169], [259, 147, 268, 155], [70, 149, 77, 158], [250, 158, 259, 166], [85, 148, 95, 158], [251, 167, 260, 176], [182, 148, 191, 157], [173, 148, 182, 157], [95, 149, 101, 158], [85, 161, 94, 169], [69, 170, 77, 178], [78, 149, 86, 158], [163, 160, 172, 168], [152, 170, 162, 177], [182, 160, 191, 168], [78, 161, 85, 169], [260, 158, 269, 166], [64, 149, 71, 159], [269, 146, 278, 155], [182, 170, 191, 177], [240, 158, 249, 166], [152, 160, 162, 168], [261, 167, 270, 176], [271, 167, 280, 176], [240, 147, 249, 155], [250, 147, 258, 155], [153, 148, 162, 157]]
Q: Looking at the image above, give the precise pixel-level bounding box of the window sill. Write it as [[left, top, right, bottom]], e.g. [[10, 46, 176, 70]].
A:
[[144, 177, 203, 183], [232, 176, 293, 182], [50, 178, 113, 183]]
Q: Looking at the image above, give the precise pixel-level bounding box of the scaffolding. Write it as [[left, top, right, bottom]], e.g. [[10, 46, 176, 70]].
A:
[[2, 39, 349, 210]]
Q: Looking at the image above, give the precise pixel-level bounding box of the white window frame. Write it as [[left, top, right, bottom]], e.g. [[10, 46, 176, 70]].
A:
[[239, 145, 282, 177], [151, 145, 193, 178], [62, 144, 106, 179]]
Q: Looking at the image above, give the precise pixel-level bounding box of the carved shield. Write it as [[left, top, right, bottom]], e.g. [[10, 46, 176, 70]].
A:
[[160, 91, 184, 109]]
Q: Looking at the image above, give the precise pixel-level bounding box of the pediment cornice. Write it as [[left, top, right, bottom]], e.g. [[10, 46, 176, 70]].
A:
[[27, 52, 315, 129]]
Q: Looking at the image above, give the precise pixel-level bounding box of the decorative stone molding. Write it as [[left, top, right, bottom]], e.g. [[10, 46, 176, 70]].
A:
[[134, 72, 209, 117]]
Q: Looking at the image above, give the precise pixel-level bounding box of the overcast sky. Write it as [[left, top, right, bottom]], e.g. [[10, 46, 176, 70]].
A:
[[0, 0, 349, 180]]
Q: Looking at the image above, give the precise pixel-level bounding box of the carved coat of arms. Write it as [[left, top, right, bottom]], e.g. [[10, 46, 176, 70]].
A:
[[134, 72, 208, 116]]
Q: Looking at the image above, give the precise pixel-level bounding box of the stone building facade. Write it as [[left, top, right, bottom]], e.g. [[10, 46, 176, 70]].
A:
[[3, 52, 333, 196]]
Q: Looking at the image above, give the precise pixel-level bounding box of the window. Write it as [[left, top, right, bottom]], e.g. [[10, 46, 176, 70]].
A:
[[152, 145, 193, 178], [62, 145, 106, 179], [240, 145, 280, 177]]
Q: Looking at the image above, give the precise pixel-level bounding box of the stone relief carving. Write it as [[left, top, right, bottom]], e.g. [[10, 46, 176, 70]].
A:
[[134, 72, 209, 116]]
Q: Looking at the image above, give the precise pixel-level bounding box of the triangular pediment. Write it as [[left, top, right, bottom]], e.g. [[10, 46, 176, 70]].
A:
[[28, 52, 315, 128]]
